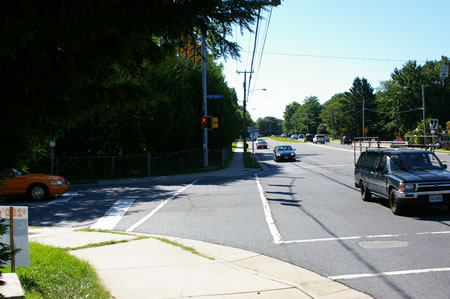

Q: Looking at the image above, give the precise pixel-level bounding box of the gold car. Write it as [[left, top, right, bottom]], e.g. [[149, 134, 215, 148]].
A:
[[0, 169, 70, 200]]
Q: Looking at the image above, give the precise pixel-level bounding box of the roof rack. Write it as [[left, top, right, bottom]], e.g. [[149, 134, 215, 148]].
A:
[[353, 136, 437, 165]]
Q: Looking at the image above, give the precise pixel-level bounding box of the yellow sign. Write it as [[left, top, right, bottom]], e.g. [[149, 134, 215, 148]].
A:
[[364, 127, 368, 133]]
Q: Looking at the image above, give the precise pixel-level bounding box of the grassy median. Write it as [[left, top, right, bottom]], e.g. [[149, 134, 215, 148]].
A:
[[3, 242, 110, 299]]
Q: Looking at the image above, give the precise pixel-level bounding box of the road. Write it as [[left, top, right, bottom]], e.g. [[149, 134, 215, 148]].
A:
[[9, 139, 450, 298]]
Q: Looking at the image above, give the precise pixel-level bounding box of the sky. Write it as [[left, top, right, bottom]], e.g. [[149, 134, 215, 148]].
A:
[[218, 0, 450, 121]]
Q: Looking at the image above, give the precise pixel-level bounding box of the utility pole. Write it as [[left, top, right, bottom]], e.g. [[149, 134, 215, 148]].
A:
[[362, 96, 365, 138], [330, 108, 334, 140], [201, 30, 208, 167], [421, 84, 426, 147], [237, 70, 253, 152]]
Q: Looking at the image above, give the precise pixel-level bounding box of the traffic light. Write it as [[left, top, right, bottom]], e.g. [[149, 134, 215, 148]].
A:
[[185, 44, 194, 60], [180, 43, 201, 64], [201, 116, 219, 129], [201, 116, 208, 129], [210, 117, 219, 129], [193, 44, 201, 64]]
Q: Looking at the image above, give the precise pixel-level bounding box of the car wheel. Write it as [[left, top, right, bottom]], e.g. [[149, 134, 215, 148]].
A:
[[389, 189, 403, 215], [27, 184, 49, 200], [360, 183, 372, 202]]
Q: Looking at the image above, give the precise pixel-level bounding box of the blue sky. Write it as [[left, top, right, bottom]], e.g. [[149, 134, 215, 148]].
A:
[[219, 0, 450, 121]]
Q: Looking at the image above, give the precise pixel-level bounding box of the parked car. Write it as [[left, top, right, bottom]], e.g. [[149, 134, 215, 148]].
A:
[[256, 139, 268, 149], [0, 169, 70, 200], [273, 145, 296, 162], [341, 136, 352, 145], [313, 134, 325, 144], [291, 134, 298, 140], [391, 138, 407, 148], [354, 149, 450, 215], [281, 134, 287, 138], [298, 134, 304, 139], [305, 134, 314, 142]]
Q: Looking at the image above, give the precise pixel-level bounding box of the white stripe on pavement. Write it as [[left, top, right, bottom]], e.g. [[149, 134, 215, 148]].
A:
[[91, 199, 136, 230], [47, 192, 78, 204], [329, 267, 450, 280], [255, 174, 283, 244], [126, 180, 198, 232]]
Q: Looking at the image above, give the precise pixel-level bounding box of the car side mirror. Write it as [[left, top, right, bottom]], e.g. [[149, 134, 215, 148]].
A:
[[443, 164, 447, 169]]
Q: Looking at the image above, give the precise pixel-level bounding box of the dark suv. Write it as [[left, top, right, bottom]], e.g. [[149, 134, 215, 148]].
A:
[[341, 136, 352, 145], [354, 149, 450, 215], [305, 134, 314, 142]]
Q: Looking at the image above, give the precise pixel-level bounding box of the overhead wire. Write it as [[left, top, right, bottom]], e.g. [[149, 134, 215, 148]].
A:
[[246, 8, 262, 101], [251, 7, 272, 101]]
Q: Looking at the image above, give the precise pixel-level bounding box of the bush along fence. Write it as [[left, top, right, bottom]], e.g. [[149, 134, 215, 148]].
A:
[[28, 146, 232, 180]]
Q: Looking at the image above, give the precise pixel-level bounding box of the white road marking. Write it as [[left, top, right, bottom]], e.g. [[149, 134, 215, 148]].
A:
[[281, 232, 450, 244], [126, 180, 198, 232], [47, 192, 78, 204], [254, 174, 450, 245], [91, 199, 136, 230], [299, 164, 353, 169], [255, 174, 283, 244], [329, 267, 450, 280]]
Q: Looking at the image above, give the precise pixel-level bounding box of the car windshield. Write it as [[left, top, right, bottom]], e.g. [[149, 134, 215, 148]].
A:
[[277, 146, 293, 151], [390, 152, 443, 171], [11, 169, 25, 176]]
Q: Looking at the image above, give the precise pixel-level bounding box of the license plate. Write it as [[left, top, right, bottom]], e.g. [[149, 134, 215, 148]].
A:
[[429, 194, 443, 203]]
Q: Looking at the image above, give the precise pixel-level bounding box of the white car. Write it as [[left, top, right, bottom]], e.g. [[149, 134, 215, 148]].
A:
[[313, 135, 325, 144]]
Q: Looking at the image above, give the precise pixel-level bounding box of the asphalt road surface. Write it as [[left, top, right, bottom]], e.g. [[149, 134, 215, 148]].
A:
[[9, 139, 450, 298]]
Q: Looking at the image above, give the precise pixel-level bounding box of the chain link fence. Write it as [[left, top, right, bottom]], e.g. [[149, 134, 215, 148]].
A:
[[28, 146, 232, 180]]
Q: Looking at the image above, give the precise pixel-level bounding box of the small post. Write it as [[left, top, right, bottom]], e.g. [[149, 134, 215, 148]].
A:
[[147, 151, 151, 176], [50, 141, 56, 174], [112, 157, 115, 177], [9, 207, 15, 273]]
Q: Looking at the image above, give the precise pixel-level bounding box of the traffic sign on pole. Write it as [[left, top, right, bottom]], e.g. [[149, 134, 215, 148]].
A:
[[439, 65, 448, 78], [429, 119, 438, 131]]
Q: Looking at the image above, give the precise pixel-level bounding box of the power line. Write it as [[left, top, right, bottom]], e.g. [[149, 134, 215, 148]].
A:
[[249, 51, 428, 63], [249, 7, 273, 104], [365, 107, 423, 114], [246, 8, 262, 100]]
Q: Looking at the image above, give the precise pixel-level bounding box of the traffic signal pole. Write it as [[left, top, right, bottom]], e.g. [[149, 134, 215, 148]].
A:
[[237, 70, 253, 153], [202, 30, 208, 167]]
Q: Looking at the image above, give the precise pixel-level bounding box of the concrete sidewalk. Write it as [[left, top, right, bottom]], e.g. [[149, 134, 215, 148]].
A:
[[29, 227, 371, 299], [27, 142, 371, 298]]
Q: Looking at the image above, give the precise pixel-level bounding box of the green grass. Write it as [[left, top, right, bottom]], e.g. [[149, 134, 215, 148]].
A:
[[267, 136, 303, 143], [3, 242, 111, 299], [73, 229, 214, 259], [66, 235, 149, 251], [152, 237, 214, 260]]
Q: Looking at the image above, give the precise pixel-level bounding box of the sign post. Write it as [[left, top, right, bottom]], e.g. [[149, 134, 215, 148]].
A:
[[0, 206, 29, 268], [430, 119, 438, 131]]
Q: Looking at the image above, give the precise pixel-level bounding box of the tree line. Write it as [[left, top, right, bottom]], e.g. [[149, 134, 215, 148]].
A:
[[281, 57, 450, 141], [1, 1, 275, 172]]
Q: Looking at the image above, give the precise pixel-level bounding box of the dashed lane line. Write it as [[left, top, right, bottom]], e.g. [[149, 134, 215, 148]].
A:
[[126, 180, 198, 232], [47, 192, 78, 204], [329, 267, 450, 280], [91, 199, 136, 230], [281, 231, 450, 244]]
